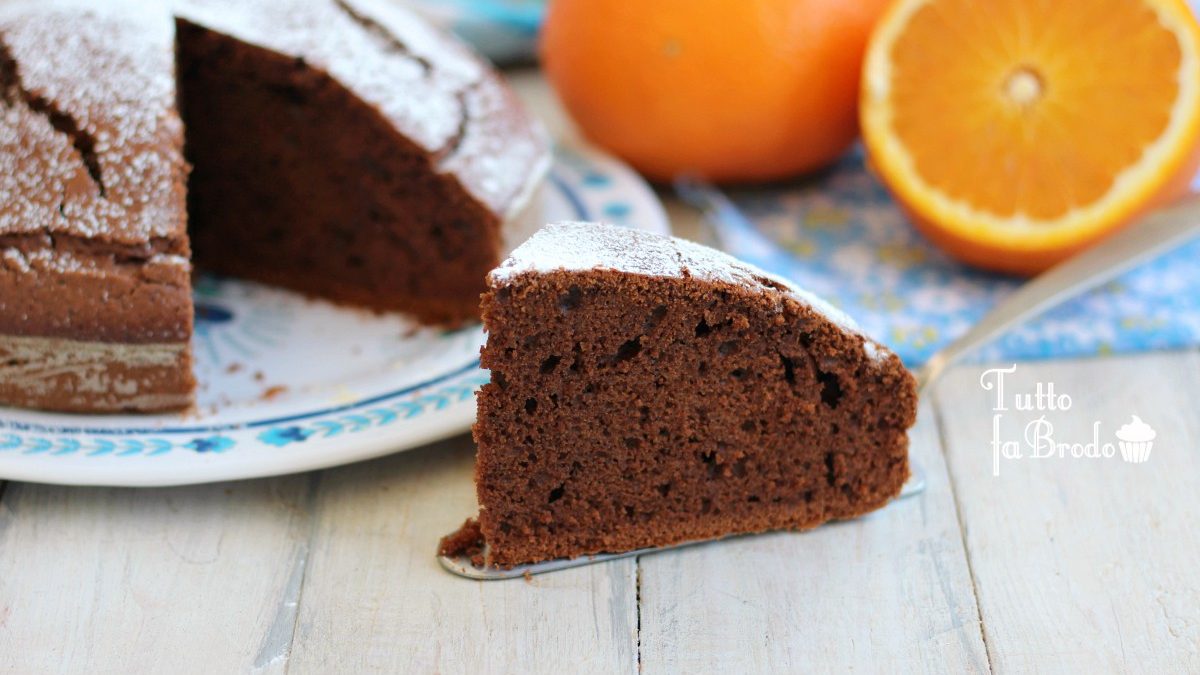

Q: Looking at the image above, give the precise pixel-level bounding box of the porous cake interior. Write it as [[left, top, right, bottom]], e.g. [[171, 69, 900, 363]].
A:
[[175, 19, 499, 325], [471, 269, 915, 566]]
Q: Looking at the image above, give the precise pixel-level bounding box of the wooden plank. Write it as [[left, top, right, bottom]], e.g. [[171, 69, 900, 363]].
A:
[[935, 351, 1200, 673], [637, 399, 989, 672], [0, 474, 313, 673], [287, 435, 639, 674]]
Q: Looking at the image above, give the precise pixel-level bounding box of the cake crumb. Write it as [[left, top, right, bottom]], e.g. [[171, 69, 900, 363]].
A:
[[253, 370, 266, 382], [438, 517, 486, 568], [261, 385, 288, 400], [225, 362, 244, 374]]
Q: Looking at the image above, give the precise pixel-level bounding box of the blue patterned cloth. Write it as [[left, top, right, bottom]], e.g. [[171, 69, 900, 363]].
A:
[[708, 150, 1200, 367]]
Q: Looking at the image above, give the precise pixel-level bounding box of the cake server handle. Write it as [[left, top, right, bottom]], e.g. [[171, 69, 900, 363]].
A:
[[914, 194, 1200, 392]]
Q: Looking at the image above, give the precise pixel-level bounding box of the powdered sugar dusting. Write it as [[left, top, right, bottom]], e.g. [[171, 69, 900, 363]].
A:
[[862, 339, 887, 363], [438, 75, 552, 213], [679, 237, 862, 335], [0, 0, 186, 246], [178, 0, 454, 147], [339, 0, 484, 87], [175, 0, 547, 215], [0, 0, 546, 251], [491, 222, 685, 281], [492, 222, 888, 360]]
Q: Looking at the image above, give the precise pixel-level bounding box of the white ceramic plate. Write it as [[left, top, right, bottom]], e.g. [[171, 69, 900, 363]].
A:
[[0, 144, 669, 486]]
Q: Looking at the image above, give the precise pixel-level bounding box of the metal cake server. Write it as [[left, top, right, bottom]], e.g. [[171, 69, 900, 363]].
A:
[[439, 183, 1200, 580]]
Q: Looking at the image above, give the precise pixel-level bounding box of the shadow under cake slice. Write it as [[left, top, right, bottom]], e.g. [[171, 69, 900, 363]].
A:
[[441, 221, 918, 568]]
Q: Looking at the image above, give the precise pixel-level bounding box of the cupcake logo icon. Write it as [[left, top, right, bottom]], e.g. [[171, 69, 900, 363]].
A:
[[1115, 415, 1156, 464]]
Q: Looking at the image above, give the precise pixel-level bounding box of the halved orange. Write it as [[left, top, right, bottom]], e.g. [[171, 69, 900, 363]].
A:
[[860, 0, 1200, 274]]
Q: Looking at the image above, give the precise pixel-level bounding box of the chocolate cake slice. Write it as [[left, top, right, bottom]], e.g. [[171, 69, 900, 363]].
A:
[[442, 222, 918, 567], [0, 0, 548, 413]]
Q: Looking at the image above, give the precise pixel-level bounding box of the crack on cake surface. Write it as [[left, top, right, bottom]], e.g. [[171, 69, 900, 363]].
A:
[[434, 84, 475, 164], [0, 36, 106, 198], [332, 0, 432, 74]]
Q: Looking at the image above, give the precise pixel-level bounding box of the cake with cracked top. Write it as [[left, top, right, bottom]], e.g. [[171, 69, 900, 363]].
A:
[[440, 222, 918, 567], [0, 0, 548, 413]]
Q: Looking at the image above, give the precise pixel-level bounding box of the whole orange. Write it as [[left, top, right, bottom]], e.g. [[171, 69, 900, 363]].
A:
[[540, 0, 890, 183]]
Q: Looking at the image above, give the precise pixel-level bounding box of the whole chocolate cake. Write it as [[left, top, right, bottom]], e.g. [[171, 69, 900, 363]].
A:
[[441, 222, 918, 567], [0, 0, 548, 413]]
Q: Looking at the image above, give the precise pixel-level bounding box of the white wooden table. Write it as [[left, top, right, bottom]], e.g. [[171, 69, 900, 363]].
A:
[[2, 72, 1198, 674]]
